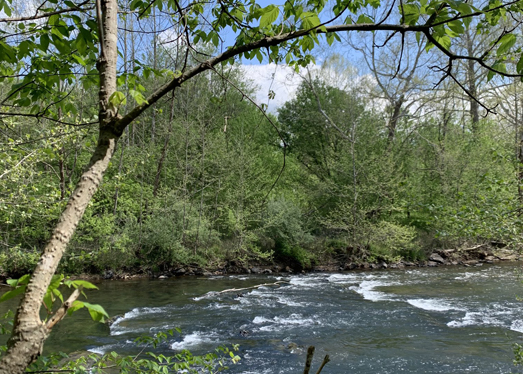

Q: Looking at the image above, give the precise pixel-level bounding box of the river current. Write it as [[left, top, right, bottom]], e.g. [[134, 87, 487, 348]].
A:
[[2, 263, 523, 373]]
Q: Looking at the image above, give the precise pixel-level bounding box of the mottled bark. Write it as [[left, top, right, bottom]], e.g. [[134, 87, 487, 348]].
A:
[[0, 129, 119, 374], [0, 0, 120, 373]]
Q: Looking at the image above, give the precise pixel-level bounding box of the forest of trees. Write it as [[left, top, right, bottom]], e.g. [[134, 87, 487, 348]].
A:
[[1, 44, 522, 276], [2, 0, 523, 370]]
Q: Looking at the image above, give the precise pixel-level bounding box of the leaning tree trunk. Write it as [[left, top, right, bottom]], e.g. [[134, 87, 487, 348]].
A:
[[0, 0, 120, 373]]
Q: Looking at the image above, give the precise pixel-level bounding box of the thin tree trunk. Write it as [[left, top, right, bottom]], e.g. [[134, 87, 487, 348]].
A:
[[113, 143, 125, 214], [517, 97, 523, 202], [0, 130, 119, 374], [0, 0, 119, 372], [465, 33, 479, 131], [150, 7, 157, 145], [196, 126, 206, 252], [57, 108, 66, 200], [153, 94, 175, 197]]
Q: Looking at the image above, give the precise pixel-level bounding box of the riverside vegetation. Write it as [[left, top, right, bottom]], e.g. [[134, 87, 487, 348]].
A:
[[2, 54, 523, 277]]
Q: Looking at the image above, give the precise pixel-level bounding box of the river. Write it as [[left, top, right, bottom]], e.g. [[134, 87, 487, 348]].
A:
[[2, 263, 523, 373]]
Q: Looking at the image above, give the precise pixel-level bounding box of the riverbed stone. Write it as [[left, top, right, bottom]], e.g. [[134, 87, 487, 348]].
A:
[[429, 253, 445, 264], [103, 270, 114, 279], [427, 261, 439, 267], [463, 260, 479, 265]]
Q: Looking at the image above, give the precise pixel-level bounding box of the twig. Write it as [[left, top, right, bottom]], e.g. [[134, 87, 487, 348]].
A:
[[315, 355, 330, 374], [303, 346, 315, 374]]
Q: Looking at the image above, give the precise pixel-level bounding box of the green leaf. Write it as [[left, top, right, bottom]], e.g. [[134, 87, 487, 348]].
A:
[[496, 33, 516, 56], [357, 14, 374, 24], [447, 20, 464, 34], [48, 274, 64, 292], [70, 280, 99, 290], [71, 54, 86, 66], [3, 0, 11, 16], [401, 4, 420, 25], [516, 54, 523, 74], [211, 32, 219, 47], [109, 91, 127, 107], [300, 12, 321, 29], [326, 32, 335, 46], [259, 5, 279, 28], [255, 50, 263, 63], [0, 41, 17, 63], [67, 300, 85, 315], [76, 33, 87, 55], [433, 34, 451, 50], [457, 2, 472, 15], [52, 288, 63, 303], [0, 285, 26, 303], [83, 302, 109, 323], [129, 89, 148, 105], [40, 34, 50, 52], [43, 291, 54, 312]]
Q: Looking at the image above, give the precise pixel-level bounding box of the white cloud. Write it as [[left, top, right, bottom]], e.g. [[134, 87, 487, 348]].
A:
[[240, 62, 383, 113], [241, 63, 305, 113]]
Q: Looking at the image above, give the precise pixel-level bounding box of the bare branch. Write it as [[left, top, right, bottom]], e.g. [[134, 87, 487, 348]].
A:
[[0, 0, 93, 23]]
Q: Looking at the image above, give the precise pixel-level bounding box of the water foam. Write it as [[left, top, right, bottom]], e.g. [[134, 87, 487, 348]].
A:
[[110, 307, 169, 336], [447, 311, 506, 329], [327, 273, 361, 283], [289, 276, 323, 288], [349, 280, 394, 302], [253, 313, 319, 331], [171, 331, 218, 350], [407, 298, 461, 312], [511, 320, 523, 333]]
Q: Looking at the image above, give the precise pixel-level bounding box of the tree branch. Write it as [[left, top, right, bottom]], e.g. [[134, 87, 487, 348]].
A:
[[0, 0, 93, 23], [46, 287, 82, 329]]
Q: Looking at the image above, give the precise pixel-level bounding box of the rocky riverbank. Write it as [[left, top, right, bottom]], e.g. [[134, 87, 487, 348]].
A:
[[88, 242, 522, 280]]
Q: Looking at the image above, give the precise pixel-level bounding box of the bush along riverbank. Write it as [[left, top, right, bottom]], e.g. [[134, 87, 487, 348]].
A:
[[6, 240, 514, 282]]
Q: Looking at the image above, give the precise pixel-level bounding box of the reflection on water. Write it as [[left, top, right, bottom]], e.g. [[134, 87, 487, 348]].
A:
[[1, 263, 523, 373]]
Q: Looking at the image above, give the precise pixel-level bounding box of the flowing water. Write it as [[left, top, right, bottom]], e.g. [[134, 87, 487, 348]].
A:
[[2, 263, 523, 373]]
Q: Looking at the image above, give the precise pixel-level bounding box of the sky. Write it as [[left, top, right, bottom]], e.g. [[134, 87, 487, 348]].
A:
[[240, 63, 304, 113]]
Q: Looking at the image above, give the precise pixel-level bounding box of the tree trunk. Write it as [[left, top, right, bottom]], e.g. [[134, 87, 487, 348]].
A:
[[0, 129, 119, 374], [0, 0, 119, 372], [465, 33, 479, 131], [153, 95, 175, 197], [517, 97, 523, 202], [388, 97, 403, 143]]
